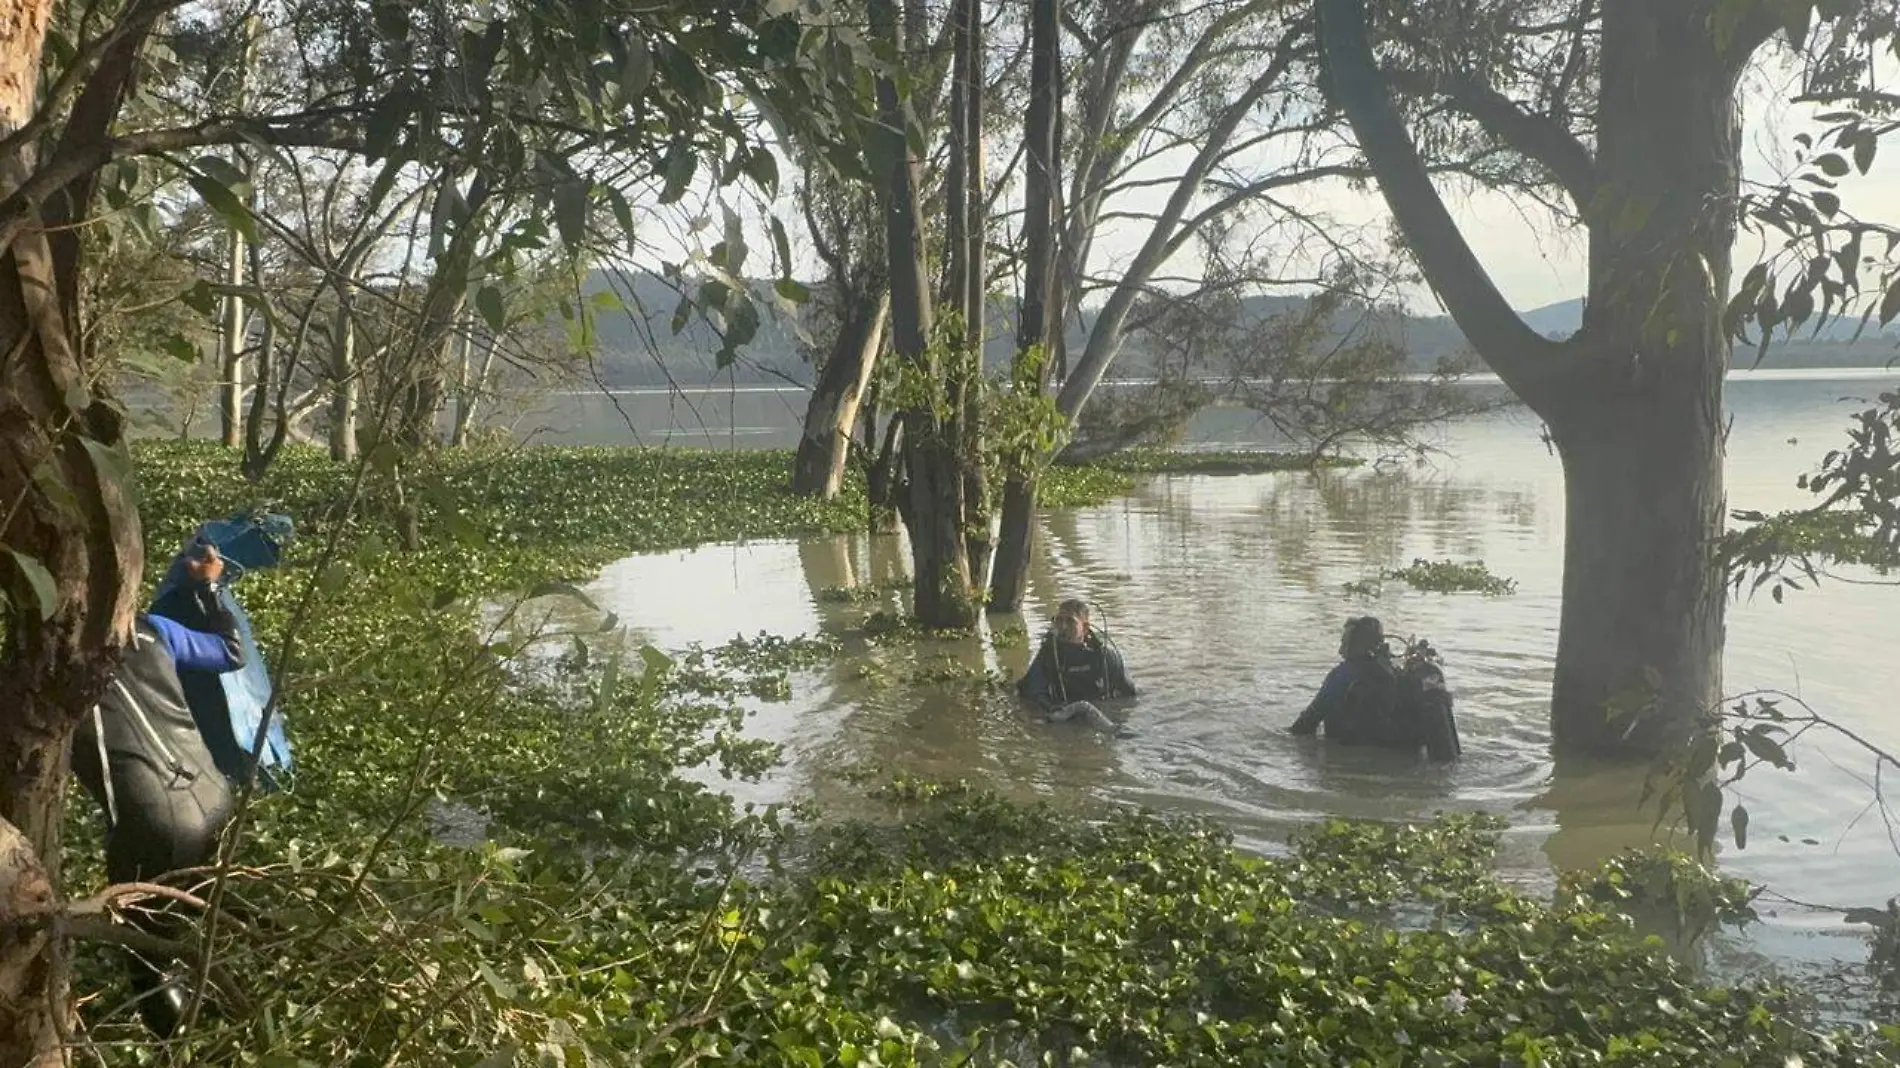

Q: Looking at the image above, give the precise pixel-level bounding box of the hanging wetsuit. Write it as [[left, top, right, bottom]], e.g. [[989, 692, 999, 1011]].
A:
[[71, 579, 243, 1037], [1016, 631, 1136, 708]]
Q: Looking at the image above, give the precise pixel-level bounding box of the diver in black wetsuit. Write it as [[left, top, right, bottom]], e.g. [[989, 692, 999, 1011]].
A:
[[1017, 599, 1135, 732], [71, 545, 244, 1037]]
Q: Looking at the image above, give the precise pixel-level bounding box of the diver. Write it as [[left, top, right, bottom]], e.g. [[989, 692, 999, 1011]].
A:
[[71, 543, 245, 1037], [1289, 616, 1461, 761], [1016, 598, 1136, 733]]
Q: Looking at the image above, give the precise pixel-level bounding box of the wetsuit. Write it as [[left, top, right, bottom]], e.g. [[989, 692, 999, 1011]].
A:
[[71, 580, 243, 1036], [1291, 653, 1462, 760], [1016, 632, 1136, 709], [1289, 653, 1403, 747]]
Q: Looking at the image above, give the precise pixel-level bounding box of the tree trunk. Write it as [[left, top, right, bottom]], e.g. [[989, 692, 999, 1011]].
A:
[[988, 0, 1062, 613], [1316, 0, 1752, 753], [1549, 377, 1726, 752], [792, 290, 890, 498], [329, 294, 359, 462], [871, 0, 975, 628], [1545, 2, 1740, 752], [397, 175, 490, 449], [0, 128, 145, 1068], [450, 321, 498, 448], [214, 16, 258, 451], [217, 225, 247, 448], [946, 0, 991, 587]]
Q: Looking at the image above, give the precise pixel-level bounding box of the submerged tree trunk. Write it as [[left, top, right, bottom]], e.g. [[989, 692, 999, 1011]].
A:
[[1, 15, 149, 1055], [1549, 380, 1726, 751], [1317, 0, 1753, 753], [793, 290, 890, 498], [945, 0, 991, 587], [871, 0, 975, 628], [989, 0, 1062, 612], [1547, 2, 1738, 752]]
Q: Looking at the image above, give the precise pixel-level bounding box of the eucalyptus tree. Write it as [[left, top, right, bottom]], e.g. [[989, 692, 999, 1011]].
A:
[[1316, 0, 1898, 752]]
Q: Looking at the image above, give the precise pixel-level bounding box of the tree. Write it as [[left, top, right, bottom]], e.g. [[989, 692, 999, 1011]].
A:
[[868, 0, 981, 628], [0, 1, 872, 1055], [989, 0, 1063, 611], [1314, 0, 1891, 753], [982, 0, 1527, 609], [790, 150, 890, 499]]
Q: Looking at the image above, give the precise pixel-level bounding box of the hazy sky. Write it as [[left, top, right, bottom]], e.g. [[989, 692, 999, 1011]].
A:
[[652, 53, 1900, 320], [1073, 62, 1900, 315]]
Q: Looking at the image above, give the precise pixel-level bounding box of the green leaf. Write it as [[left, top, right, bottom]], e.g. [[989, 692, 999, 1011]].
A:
[[471, 1042, 520, 1068], [1730, 803, 1749, 850], [1814, 153, 1850, 178], [192, 154, 249, 192], [553, 179, 590, 249], [1739, 730, 1794, 770], [477, 961, 517, 999], [606, 187, 638, 249], [31, 461, 80, 523], [621, 37, 654, 104], [527, 580, 597, 610], [80, 438, 136, 504], [187, 173, 256, 243], [720, 203, 748, 274], [1879, 275, 1900, 326], [4, 548, 58, 621], [1811, 190, 1840, 217], [594, 643, 622, 716], [659, 142, 697, 205], [775, 278, 811, 302], [742, 149, 780, 197], [364, 92, 413, 159], [182, 279, 219, 317], [770, 217, 794, 280], [371, 1, 409, 41], [1853, 130, 1878, 175], [161, 333, 199, 363], [474, 285, 507, 333]]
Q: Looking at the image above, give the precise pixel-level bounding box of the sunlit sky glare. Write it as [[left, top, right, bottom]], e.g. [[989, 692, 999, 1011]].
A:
[[641, 48, 1900, 319]]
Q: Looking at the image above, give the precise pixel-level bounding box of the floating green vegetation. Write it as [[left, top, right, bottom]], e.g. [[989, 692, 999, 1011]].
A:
[[1347, 557, 1519, 597], [75, 442, 1893, 1065], [1085, 447, 1364, 476]]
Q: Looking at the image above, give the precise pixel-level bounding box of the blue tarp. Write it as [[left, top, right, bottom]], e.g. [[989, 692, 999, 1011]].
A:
[[151, 512, 295, 789]]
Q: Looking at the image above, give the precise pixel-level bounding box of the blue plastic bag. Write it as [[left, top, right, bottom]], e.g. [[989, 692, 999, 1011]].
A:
[[151, 512, 295, 789]]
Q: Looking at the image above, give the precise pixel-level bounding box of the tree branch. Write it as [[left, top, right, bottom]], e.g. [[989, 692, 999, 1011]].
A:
[[1387, 68, 1598, 215], [0, 114, 368, 253], [1315, 0, 1569, 409]]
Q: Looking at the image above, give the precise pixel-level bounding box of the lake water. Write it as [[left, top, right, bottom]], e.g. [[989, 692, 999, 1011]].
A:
[[514, 369, 1900, 1005]]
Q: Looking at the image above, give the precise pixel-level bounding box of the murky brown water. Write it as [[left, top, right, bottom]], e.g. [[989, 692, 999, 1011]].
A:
[[526, 370, 1900, 998]]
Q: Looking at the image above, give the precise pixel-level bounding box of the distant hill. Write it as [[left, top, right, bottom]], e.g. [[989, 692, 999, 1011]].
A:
[[554, 271, 1900, 389], [1495, 296, 1900, 345]]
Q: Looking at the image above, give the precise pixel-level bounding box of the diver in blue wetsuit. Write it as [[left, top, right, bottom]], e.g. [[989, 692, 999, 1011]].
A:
[[1290, 616, 1462, 761], [71, 545, 246, 1037]]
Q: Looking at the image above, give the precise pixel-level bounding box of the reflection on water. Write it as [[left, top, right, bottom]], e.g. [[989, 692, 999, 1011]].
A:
[[540, 371, 1900, 994]]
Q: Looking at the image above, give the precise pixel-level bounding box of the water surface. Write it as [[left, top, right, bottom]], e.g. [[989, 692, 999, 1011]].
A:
[[525, 370, 1900, 1000]]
